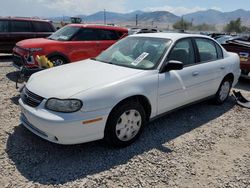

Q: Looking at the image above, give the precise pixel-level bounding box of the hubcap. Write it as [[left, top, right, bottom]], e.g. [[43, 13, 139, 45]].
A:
[[219, 81, 230, 101], [52, 59, 64, 66], [115, 109, 142, 141]]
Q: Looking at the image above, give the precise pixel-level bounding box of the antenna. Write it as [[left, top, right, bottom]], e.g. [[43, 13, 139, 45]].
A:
[[104, 9, 106, 25]]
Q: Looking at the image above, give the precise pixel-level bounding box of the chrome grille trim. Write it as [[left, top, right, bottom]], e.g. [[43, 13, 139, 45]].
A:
[[21, 87, 44, 107]]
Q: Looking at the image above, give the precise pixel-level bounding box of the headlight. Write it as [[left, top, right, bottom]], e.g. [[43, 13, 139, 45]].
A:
[[45, 98, 83, 113]]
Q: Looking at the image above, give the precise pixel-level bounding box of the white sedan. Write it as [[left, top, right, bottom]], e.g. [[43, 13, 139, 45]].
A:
[[19, 33, 241, 147]]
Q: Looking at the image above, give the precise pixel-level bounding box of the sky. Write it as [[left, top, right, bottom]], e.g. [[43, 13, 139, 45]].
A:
[[0, 0, 249, 17]]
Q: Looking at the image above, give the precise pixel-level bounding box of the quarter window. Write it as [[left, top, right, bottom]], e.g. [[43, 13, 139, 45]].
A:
[[32, 22, 54, 32], [215, 42, 223, 59], [98, 29, 119, 40], [10, 21, 32, 32], [0, 20, 9, 32], [195, 38, 218, 62], [168, 39, 195, 66]]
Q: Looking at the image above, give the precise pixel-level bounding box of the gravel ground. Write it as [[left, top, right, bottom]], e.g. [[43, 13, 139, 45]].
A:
[[0, 55, 249, 188]]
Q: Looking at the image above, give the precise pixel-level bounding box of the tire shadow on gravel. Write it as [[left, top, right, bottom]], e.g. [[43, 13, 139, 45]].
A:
[[6, 71, 19, 83], [6, 97, 235, 185]]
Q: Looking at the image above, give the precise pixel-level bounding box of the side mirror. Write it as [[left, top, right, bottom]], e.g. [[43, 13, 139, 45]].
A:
[[159, 60, 184, 73]]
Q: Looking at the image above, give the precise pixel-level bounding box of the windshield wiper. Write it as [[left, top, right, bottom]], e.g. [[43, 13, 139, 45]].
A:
[[91, 58, 114, 65]]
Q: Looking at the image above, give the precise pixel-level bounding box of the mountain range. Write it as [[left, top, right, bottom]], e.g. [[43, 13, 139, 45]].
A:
[[49, 9, 250, 26]]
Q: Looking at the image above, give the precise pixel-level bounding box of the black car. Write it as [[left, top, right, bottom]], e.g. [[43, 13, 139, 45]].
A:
[[0, 17, 55, 53]]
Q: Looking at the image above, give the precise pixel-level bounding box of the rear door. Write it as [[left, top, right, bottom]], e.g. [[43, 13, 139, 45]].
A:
[[9, 20, 34, 47], [193, 38, 224, 95], [0, 20, 11, 53]]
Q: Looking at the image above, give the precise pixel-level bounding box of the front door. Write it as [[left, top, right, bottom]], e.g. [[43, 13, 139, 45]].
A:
[[158, 38, 197, 114]]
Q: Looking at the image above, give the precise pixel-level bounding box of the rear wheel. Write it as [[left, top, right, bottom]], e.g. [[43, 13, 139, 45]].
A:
[[48, 56, 67, 66], [214, 78, 232, 104], [104, 101, 146, 147]]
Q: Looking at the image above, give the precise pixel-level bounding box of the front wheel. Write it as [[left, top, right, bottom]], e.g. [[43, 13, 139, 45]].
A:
[[214, 78, 232, 104], [48, 56, 67, 66], [104, 101, 146, 147]]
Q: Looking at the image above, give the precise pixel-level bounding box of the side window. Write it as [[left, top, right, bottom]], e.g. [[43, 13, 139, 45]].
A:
[[0, 20, 9, 32], [195, 38, 218, 62], [98, 29, 119, 40], [168, 39, 195, 66], [116, 31, 126, 38], [32, 22, 54, 32], [74, 28, 100, 41], [10, 21, 32, 32], [215, 42, 223, 59]]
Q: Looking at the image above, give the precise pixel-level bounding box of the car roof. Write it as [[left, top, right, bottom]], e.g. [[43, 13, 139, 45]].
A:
[[67, 24, 128, 32], [0, 17, 51, 23], [132, 32, 212, 41]]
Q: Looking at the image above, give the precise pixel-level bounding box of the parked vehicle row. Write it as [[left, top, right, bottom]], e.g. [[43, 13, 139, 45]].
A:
[[19, 33, 241, 147], [0, 17, 242, 147]]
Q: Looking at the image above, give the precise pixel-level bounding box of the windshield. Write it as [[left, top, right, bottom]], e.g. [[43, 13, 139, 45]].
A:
[[48, 26, 80, 41], [95, 37, 171, 70]]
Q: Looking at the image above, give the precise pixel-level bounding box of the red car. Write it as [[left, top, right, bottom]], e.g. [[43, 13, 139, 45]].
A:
[[222, 40, 250, 76], [13, 24, 128, 69]]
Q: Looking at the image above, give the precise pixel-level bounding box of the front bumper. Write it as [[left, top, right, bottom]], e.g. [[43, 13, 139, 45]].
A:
[[19, 98, 111, 145]]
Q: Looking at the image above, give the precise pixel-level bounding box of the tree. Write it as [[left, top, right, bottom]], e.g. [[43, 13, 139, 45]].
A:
[[224, 18, 242, 33], [192, 23, 216, 31], [173, 17, 192, 30]]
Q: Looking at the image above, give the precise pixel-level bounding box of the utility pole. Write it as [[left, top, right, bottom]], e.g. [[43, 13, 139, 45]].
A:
[[136, 14, 138, 26], [181, 16, 184, 30], [104, 9, 106, 25]]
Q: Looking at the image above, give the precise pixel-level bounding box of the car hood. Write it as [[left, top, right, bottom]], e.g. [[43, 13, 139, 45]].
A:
[[16, 38, 58, 48], [26, 59, 144, 99]]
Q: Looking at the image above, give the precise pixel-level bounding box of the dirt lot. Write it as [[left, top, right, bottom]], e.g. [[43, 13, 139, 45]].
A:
[[0, 55, 249, 188]]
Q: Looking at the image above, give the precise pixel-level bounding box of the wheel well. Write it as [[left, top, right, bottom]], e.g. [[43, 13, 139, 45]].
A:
[[111, 95, 152, 121], [224, 73, 234, 83]]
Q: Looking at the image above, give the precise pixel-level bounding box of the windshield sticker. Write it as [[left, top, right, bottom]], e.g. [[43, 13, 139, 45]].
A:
[[58, 36, 68, 40], [131, 52, 149, 66]]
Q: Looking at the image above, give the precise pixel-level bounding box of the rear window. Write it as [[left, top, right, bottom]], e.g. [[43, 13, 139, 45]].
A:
[[0, 20, 9, 32], [32, 21, 54, 32], [10, 20, 32, 32]]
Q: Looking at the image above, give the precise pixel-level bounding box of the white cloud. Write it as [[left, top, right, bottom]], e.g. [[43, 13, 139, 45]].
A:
[[0, 0, 126, 17], [142, 6, 207, 16], [40, 0, 126, 15]]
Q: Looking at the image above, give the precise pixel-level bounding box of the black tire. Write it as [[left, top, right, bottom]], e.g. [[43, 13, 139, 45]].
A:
[[48, 56, 67, 66], [104, 101, 147, 147], [213, 78, 232, 105]]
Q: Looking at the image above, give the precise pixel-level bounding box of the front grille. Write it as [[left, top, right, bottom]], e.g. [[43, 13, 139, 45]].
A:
[[13, 53, 24, 68], [21, 87, 44, 107]]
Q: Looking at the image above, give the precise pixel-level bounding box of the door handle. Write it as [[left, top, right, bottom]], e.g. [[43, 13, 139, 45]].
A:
[[220, 66, 225, 70], [192, 71, 199, 76]]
